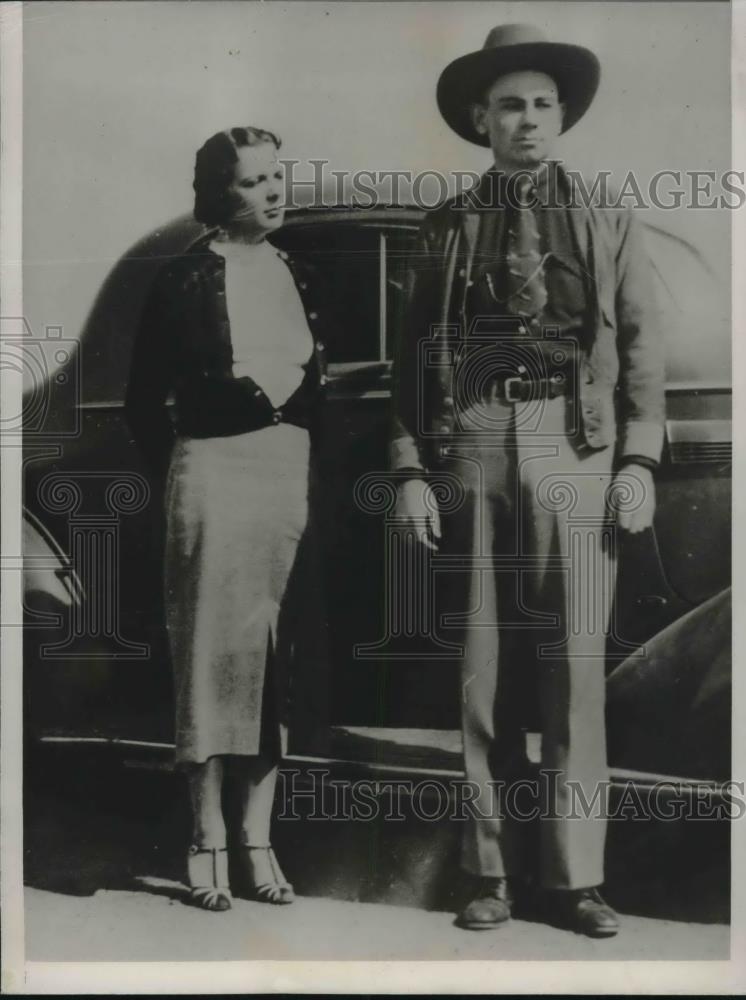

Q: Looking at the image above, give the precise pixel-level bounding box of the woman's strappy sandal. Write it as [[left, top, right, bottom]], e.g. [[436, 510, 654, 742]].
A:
[[186, 845, 233, 912], [235, 844, 295, 905]]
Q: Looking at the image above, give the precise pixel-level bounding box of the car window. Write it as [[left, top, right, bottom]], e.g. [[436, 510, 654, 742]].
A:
[[278, 219, 419, 365], [383, 228, 418, 362]]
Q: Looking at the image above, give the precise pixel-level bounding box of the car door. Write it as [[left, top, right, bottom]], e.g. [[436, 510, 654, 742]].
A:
[[275, 209, 463, 734]]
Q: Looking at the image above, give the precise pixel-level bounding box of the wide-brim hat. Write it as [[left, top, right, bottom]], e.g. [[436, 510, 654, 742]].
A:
[[437, 23, 600, 146]]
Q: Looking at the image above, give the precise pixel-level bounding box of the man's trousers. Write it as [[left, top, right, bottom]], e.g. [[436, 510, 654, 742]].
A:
[[439, 392, 616, 890]]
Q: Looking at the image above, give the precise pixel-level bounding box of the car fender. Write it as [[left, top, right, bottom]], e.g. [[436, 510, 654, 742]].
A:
[[23, 508, 83, 612], [606, 588, 731, 781]]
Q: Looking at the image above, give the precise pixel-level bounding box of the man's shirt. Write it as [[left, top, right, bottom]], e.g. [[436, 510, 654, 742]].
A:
[[467, 163, 588, 339]]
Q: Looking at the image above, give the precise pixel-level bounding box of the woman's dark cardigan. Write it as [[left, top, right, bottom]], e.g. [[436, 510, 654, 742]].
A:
[[125, 233, 334, 479]]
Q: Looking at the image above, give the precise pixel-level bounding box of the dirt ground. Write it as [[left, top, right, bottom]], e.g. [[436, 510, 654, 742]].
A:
[[22, 747, 730, 963], [25, 883, 728, 962]]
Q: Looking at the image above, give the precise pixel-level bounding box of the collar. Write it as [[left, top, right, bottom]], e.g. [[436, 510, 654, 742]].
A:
[[462, 160, 569, 212], [209, 235, 276, 259], [187, 228, 289, 263]]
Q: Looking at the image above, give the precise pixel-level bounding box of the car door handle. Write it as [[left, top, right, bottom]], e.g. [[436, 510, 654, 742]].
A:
[[636, 595, 669, 609]]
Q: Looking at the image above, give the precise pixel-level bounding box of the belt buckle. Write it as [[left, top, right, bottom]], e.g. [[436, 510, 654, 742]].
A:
[[503, 375, 526, 403]]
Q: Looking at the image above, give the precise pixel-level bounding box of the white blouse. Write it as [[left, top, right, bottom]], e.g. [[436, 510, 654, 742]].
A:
[[210, 237, 312, 408]]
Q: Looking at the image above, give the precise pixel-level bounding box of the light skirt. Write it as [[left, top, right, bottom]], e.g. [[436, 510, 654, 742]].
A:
[[164, 424, 310, 765]]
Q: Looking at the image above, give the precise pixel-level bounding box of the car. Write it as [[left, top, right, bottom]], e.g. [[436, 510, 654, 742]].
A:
[[22, 201, 731, 785]]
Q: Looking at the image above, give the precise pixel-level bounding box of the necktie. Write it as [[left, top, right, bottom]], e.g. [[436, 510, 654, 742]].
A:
[[505, 175, 547, 320]]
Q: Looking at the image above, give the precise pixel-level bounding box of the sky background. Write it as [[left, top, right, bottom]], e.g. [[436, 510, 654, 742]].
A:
[[22, 0, 731, 362]]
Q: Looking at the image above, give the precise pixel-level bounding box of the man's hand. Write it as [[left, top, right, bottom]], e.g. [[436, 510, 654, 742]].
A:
[[610, 463, 656, 534], [393, 478, 441, 551]]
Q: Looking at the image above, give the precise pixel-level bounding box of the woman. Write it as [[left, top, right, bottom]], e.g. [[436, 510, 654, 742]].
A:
[[126, 126, 328, 911]]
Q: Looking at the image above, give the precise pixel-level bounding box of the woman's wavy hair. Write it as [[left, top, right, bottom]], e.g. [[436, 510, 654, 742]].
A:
[[193, 126, 281, 227]]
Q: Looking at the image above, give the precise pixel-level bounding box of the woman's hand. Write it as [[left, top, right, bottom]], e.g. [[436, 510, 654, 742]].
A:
[[610, 463, 656, 534], [393, 478, 441, 551]]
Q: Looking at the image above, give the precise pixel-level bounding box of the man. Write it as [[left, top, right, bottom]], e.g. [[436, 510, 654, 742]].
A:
[[391, 24, 664, 937]]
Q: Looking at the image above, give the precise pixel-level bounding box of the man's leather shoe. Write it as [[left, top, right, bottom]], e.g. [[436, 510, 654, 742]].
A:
[[548, 887, 619, 938], [456, 877, 513, 930]]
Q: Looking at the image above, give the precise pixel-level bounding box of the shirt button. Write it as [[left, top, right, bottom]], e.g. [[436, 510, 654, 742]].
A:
[[299, 281, 308, 290], [317, 342, 325, 351], [320, 375, 328, 386], [272, 410, 282, 424], [458, 268, 466, 278], [309, 311, 318, 321], [254, 389, 263, 397]]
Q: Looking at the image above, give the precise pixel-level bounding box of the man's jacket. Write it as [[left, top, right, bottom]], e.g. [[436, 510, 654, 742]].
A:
[[390, 166, 666, 473]]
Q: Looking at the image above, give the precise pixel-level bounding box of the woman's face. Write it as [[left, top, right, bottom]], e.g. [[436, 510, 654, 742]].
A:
[[226, 142, 285, 236]]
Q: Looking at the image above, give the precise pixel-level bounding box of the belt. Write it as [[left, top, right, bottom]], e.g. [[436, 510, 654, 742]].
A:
[[492, 372, 568, 403]]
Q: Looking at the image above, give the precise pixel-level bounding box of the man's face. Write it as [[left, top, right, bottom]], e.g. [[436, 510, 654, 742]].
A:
[[471, 70, 564, 170]]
